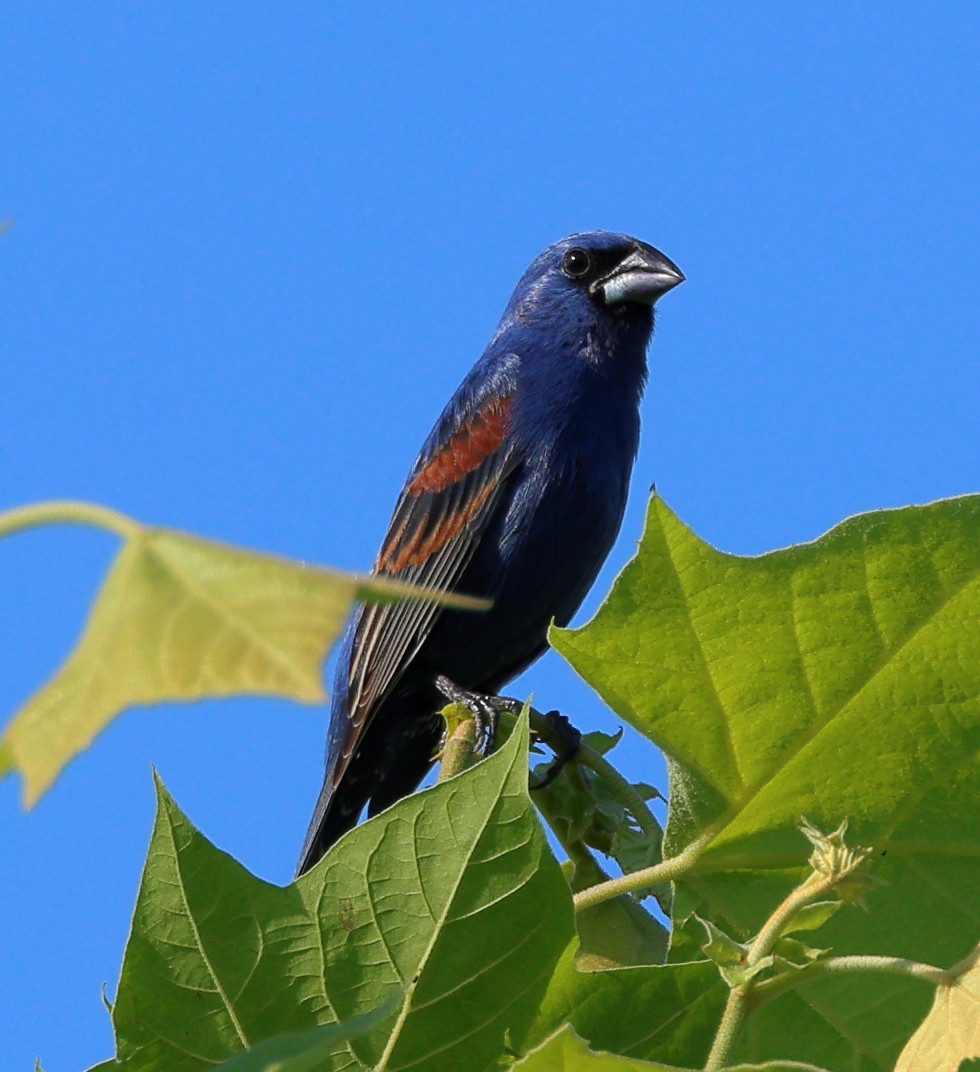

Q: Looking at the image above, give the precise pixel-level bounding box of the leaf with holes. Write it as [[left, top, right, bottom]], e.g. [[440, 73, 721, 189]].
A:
[[0, 526, 486, 805], [100, 715, 571, 1072], [553, 494, 980, 1068]]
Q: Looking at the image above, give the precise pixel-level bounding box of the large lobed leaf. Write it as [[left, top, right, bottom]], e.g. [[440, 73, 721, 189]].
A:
[[0, 526, 485, 805], [101, 716, 572, 1072], [553, 495, 980, 1068]]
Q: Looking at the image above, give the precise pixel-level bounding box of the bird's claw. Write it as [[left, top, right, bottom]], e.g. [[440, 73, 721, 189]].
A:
[[528, 709, 581, 790], [434, 676, 581, 786], [435, 675, 499, 755]]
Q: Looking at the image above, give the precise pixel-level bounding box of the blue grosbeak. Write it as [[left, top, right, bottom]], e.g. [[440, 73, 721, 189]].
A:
[[297, 231, 683, 874]]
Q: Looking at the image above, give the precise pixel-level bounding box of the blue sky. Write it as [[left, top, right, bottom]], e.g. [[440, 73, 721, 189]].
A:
[[2, 5, 978, 1069]]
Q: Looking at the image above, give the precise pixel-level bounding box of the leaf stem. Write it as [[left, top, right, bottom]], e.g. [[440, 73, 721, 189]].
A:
[[0, 500, 141, 541], [751, 954, 949, 1009], [574, 738, 662, 849], [704, 871, 837, 1070], [572, 832, 711, 912], [520, 705, 662, 866]]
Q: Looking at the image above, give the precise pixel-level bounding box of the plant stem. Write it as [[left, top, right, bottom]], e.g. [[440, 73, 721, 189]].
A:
[[574, 738, 662, 847], [521, 705, 662, 858], [704, 872, 836, 1071], [0, 500, 140, 541], [752, 954, 949, 1009], [748, 873, 834, 967], [572, 832, 711, 912], [436, 705, 478, 782]]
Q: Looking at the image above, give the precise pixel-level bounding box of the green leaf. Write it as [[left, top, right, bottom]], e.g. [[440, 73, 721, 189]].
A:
[[895, 947, 980, 1072], [512, 1027, 831, 1071], [517, 944, 726, 1068], [0, 526, 486, 805], [510, 1024, 680, 1069], [697, 915, 749, 966], [771, 937, 828, 967], [568, 853, 668, 970], [213, 1001, 396, 1072], [779, 901, 841, 937], [554, 494, 980, 1067], [695, 916, 774, 987], [103, 715, 571, 1072]]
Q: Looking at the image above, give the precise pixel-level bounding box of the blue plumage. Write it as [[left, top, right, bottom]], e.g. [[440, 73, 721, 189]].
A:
[[297, 231, 683, 873]]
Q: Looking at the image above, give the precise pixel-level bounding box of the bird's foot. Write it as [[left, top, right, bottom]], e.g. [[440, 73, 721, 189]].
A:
[[433, 676, 581, 785], [434, 675, 500, 755], [528, 709, 581, 790]]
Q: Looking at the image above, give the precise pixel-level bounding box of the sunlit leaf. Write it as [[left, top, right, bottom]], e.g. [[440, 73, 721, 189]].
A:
[[554, 494, 980, 1067], [1, 526, 486, 805], [895, 947, 980, 1072]]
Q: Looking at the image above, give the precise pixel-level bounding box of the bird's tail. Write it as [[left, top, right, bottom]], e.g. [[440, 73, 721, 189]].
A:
[[295, 690, 442, 877]]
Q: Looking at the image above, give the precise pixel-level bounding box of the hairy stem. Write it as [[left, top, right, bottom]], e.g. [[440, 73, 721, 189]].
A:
[[572, 832, 711, 912], [705, 872, 837, 1070], [0, 500, 141, 541], [752, 954, 950, 1009]]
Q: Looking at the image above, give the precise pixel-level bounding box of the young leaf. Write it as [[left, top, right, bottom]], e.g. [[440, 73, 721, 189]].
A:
[[778, 901, 841, 937], [0, 526, 486, 805], [553, 494, 980, 1066], [102, 715, 571, 1072]]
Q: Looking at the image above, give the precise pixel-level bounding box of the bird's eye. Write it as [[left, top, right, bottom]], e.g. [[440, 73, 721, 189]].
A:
[[561, 248, 592, 279]]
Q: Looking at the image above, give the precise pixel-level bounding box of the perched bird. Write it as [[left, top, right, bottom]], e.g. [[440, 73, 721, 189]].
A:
[[297, 231, 683, 874]]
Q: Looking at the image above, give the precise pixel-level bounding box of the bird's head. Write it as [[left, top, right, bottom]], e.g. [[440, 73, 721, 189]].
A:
[[505, 231, 683, 332]]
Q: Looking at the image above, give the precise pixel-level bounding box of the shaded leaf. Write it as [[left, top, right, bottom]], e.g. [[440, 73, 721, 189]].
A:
[[213, 1001, 396, 1072], [516, 944, 726, 1068], [103, 716, 570, 1072], [512, 1026, 830, 1071], [567, 853, 668, 969], [1, 526, 486, 804], [554, 495, 980, 1068], [531, 730, 664, 897]]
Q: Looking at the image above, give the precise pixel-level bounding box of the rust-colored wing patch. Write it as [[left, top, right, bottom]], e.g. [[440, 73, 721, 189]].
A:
[[407, 396, 511, 494], [377, 394, 513, 574]]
